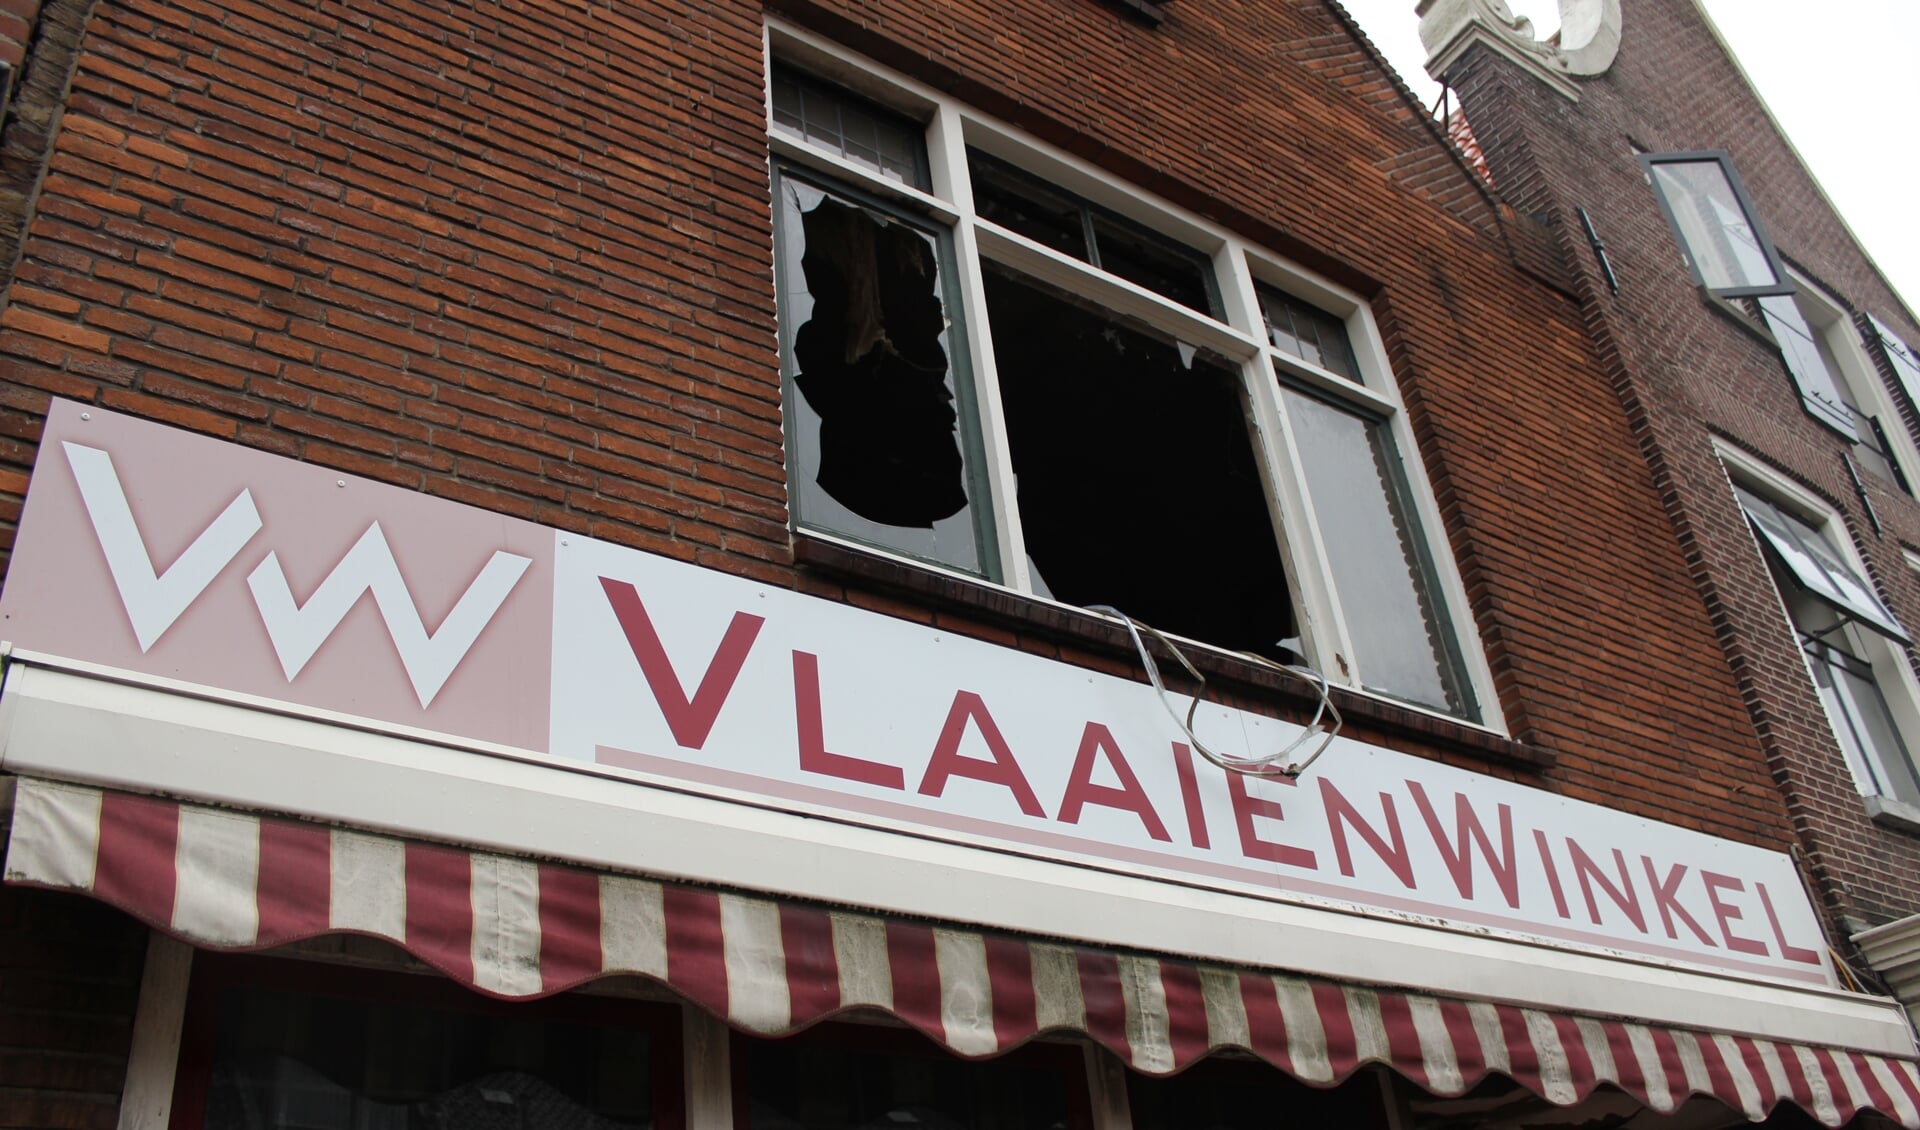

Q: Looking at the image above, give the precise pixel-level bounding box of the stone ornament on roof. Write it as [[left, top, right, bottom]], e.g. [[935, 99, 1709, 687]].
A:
[[1417, 0, 1622, 99]]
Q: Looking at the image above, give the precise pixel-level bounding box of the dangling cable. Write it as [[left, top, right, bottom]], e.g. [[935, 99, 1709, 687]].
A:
[[1088, 606, 1341, 778]]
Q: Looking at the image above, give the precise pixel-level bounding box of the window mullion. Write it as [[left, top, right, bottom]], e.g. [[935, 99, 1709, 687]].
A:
[[930, 102, 1031, 590]]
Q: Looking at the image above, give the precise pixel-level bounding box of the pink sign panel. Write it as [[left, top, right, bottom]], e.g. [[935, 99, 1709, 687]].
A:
[[0, 400, 552, 751]]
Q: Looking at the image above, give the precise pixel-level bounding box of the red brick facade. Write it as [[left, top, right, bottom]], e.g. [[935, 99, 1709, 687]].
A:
[[0, 887, 145, 1130], [0, 0, 1883, 1122], [1439, 0, 1920, 931]]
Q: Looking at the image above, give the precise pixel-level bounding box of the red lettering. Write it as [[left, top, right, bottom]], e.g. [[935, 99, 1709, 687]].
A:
[[917, 691, 1045, 817], [1227, 772, 1316, 870], [1320, 779, 1415, 889], [1406, 782, 1518, 907], [1758, 882, 1822, 966], [1641, 858, 1716, 946], [1057, 724, 1170, 841], [1702, 872, 1768, 957], [792, 652, 903, 790], [1534, 830, 1571, 919], [1170, 742, 1211, 849], [1568, 841, 1646, 933], [600, 578, 764, 750]]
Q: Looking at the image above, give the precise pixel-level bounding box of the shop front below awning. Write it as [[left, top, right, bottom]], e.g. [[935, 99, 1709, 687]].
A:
[[6, 776, 1917, 1129]]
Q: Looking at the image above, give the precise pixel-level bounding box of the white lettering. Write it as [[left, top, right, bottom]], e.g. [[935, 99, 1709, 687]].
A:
[[65, 441, 262, 652], [248, 522, 530, 708]]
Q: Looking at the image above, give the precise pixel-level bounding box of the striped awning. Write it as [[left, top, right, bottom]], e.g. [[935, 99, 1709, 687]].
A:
[[7, 777, 1919, 1128]]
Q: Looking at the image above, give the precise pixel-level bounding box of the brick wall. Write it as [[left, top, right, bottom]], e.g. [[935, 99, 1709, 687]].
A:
[[0, 886, 146, 1130], [1442, 0, 1920, 928], [0, 0, 1812, 892]]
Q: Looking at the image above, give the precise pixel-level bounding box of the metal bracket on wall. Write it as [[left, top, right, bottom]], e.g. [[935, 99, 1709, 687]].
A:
[[1577, 207, 1620, 295], [1844, 451, 1883, 537]]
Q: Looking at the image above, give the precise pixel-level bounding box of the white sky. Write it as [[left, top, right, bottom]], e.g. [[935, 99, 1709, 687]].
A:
[[1333, 0, 1920, 317]]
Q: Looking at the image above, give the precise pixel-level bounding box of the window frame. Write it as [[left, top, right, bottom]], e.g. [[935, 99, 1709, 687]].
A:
[[1720, 443, 1920, 832], [762, 23, 1502, 731], [1639, 151, 1795, 299]]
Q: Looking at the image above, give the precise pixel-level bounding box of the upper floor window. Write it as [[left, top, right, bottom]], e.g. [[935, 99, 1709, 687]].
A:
[[1759, 275, 1916, 491], [1640, 152, 1793, 298], [764, 41, 1493, 723], [1730, 474, 1920, 826]]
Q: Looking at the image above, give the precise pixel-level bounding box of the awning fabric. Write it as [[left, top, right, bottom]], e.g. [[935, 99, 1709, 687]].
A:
[[7, 777, 1919, 1128]]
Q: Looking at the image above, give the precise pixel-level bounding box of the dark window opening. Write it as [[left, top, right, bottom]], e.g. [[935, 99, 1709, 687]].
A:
[[981, 264, 1297, 662], [968, 151, 1219, 317], [775, 173, 991, 576], [737, 1023, 1090, 1130]]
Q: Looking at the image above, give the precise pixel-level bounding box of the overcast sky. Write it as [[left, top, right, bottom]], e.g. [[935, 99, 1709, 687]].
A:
[[1332, 0, 1920, 316]]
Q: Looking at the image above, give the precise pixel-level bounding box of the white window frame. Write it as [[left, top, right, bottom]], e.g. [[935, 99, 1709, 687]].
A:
[[1718, 442, 1920, 831], [1766, 267, 1920, 486], [763, 23, 1504, 732]]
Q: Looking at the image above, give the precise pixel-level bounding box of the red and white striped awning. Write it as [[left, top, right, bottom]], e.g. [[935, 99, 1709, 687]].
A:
[[7, 776, 1919, 1127]]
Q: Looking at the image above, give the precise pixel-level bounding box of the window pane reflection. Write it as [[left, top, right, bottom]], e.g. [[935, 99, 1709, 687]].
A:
[[1281, 382, 1464, 715], [1648, 160, 1780, 292]]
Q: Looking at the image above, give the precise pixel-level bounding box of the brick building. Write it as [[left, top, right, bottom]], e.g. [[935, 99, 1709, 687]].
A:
[[0, 0, 1912, 1125], [1419, 0, 1920, 1026]]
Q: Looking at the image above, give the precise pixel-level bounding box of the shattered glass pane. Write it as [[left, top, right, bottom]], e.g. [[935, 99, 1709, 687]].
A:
[[777, 177, 985, 574], [1281, 383, 1465, 715], [983, 264, 1296, 661]]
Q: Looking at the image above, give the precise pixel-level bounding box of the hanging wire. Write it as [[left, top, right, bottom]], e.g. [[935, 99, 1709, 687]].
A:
[[1088, 605, 1342, 779]]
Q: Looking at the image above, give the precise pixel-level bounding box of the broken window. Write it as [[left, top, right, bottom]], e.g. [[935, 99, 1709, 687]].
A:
[[773, 170, 992, 575], [766, 55, 1493, 722], [982, 264, 1296, 661]]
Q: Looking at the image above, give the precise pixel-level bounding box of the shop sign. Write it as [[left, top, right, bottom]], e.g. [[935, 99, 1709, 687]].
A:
[[0, 401, 1831, 985]]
